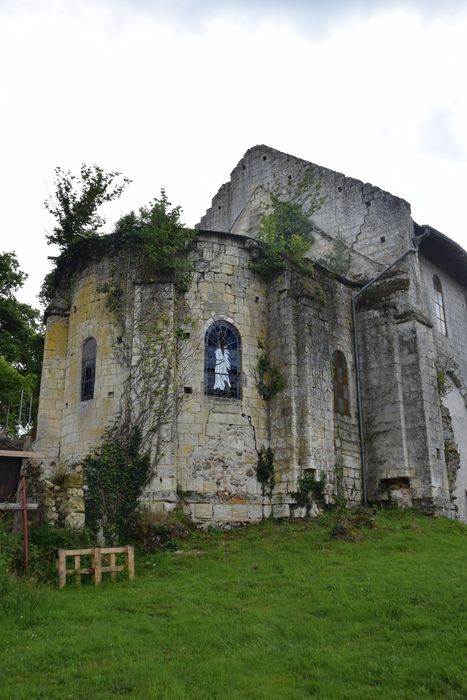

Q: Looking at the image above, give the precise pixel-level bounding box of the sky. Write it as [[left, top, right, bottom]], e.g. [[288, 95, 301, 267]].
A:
[[1, 0, 467, 308]]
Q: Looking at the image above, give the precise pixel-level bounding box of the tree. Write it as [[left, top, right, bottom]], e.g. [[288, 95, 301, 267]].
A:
[[45, 164, 131, 250], [0, 252, 43, 432]]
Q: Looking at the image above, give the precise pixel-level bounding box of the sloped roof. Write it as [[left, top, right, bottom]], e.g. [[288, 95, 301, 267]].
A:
[[415, 223, 467, 288]]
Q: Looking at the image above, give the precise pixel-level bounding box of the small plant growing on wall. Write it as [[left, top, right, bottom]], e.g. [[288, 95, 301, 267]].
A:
[[317, 235, 351, 277], [250, 166, 325, 278], [256, 446, 275, 497], [256, 351, 286, 401], [290, 472, 326, 517]]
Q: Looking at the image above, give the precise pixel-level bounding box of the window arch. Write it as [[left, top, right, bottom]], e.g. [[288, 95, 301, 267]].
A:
[[81, 337, 97, 401], [204, 321, 241, 399], [333, 351, 350, 416], [433, 275, 447, 336]]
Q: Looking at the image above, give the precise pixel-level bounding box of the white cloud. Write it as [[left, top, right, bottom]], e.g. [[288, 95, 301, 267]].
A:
[[0, 2, 467, 307]]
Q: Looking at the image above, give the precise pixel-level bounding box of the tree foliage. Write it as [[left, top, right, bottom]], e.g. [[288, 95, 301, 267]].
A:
[[250, 166, 324, 277], [44, 164, 131, 250], [113, 189, 197, 290], [0, 252, 43, 431]]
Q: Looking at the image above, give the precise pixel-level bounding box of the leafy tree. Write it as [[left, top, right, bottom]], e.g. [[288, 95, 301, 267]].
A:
[[45, 164, 131, 250], [0, 252, 43, 432]]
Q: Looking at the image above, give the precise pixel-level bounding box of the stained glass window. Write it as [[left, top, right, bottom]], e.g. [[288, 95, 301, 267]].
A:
[[204, 322, 241, 399], [433, 275, 447, 336], [81, 337, 96, 401], [333, 351, 350, 416]]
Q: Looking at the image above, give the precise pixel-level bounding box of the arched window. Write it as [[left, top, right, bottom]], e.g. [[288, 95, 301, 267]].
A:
[[204, 322, 241, 399], [433, 275, 447, 336], [81, 337, 96, 401], [333, 351, 350, 416]]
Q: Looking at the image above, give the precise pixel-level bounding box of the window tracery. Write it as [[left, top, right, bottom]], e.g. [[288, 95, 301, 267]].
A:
[[204, 322, 241, 398]]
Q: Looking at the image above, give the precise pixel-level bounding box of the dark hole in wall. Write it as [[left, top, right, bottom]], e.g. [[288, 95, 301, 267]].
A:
[[184, 387, 193, 394]]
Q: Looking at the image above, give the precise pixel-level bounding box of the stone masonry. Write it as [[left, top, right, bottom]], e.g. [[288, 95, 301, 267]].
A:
[[34, 145, 467, 525]]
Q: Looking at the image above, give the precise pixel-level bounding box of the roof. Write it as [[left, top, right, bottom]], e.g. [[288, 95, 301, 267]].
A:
[[415, 223, 467, 288]]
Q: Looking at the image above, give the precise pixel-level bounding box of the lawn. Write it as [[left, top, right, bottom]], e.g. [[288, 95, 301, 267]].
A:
[[1, 511, 467, 699]]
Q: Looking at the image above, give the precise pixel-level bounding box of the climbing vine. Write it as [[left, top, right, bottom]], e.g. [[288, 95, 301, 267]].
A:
[[256, 351, 286, 401], [83, 427, 151, 544]]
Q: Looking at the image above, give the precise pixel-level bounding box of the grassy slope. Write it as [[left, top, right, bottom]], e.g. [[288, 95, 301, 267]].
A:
[[1, 511, 467, 700]]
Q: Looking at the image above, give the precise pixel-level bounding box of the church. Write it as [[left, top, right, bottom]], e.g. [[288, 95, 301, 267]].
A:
[[33, 145, 467, 526]]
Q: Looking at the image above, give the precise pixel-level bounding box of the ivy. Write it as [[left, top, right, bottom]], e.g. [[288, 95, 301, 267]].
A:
[[83, 427, 151, 545], [256, 351, 286, 401]]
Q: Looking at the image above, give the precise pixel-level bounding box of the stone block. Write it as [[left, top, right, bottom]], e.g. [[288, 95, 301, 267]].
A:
[[194, 503, 213, 520], [232, 504, 249, 519], [64, 512, 85, 529], [213, 504, 233, 520], [248, 504, 263, 520]]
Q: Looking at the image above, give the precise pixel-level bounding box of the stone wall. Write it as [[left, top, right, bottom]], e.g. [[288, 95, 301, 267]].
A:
[[267, 267, 361, 518], [34, 231, 363, 526], [33, 145, 467, 527], [418, 254, 467, 519], [199, 144, 414, 267]]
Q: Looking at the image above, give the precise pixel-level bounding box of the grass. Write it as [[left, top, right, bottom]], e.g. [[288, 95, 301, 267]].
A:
[[1, 510, 467, 699]]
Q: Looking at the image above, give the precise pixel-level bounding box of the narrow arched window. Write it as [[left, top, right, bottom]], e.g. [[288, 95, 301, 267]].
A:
[[81, 337, 96, 401], [204, 322, 241, 399], [333, 351, 350, 416], [433, 275, 447, 336]]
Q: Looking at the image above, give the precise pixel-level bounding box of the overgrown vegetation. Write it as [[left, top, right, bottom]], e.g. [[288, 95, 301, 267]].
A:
[[83, 428, 151, 545], [256, 445, 275, 497], [1, 512, 467, 699], [290, 472, 326, 516], [437, 369, 450, 398], [112, 190, 197, 291], [41, 163, 196, 305], [255, 351, 286, 401], [317, 234, 352, 276], [44, 164, 131, 250], [250, 166, 324, 278]]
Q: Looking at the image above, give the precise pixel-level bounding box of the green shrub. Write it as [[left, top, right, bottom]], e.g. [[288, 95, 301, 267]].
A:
[[84, 428, 152, 545]]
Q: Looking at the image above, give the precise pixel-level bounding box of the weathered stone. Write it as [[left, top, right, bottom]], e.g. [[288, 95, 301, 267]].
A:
[[64, 512, 85, 529], [32, 144, 467, 527]]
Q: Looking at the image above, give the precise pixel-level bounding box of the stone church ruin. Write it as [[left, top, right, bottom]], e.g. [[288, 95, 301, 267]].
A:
[[33, 145, 467, 526]]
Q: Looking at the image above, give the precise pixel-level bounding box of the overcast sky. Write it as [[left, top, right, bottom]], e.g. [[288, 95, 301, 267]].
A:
[[1, 0, 467, 308]]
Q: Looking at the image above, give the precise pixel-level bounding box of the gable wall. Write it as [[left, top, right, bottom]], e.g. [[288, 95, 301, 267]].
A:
[[199, 145, 414, 267]]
